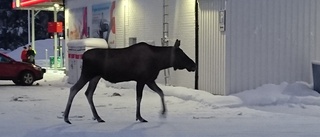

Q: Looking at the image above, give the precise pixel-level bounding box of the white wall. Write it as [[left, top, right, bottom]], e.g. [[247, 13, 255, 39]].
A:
[[226, 0, 320, 94], [65, 0, 196, 88], [122, 0, 196, 88], [120, 0, 163, 47], [169, 0, 196, 89]]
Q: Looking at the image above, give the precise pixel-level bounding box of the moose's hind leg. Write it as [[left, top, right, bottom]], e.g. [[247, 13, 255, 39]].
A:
[[85, 76, 105, 123], [147, 81, 167, 117]]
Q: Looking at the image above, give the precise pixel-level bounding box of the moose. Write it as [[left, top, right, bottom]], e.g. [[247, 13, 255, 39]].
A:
[[64, 39, 196, 124]]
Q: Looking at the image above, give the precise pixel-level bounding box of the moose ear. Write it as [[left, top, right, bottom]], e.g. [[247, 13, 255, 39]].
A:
[[174, 39, 181, 48]]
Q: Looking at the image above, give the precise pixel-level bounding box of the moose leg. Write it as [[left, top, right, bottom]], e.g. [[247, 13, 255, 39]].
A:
[[147, 81, 167, 117], [84, 76, 105, 123], [136, 82, 148, 122], [64, 76, 90, 124]]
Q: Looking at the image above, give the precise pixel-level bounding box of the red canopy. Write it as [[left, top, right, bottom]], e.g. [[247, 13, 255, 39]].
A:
[[12, 0, 63, 11]]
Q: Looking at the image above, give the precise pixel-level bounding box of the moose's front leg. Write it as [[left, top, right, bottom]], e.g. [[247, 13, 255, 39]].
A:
[[136, 82, 148, 122], [85, 76, 105, 123], [147, 81, 167, 117]]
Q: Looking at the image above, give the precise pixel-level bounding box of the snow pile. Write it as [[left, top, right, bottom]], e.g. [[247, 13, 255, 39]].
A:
[[6, 39, 65, 61], [0, 48, 11, 54], [234, 82, 320, 106], [104, 80, 320, 109], [104, 81, 242, 108], [161, 86, 243, 108]]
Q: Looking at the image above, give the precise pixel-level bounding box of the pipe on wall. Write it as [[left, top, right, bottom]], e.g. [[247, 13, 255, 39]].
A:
[[195, 0, 199, 90]]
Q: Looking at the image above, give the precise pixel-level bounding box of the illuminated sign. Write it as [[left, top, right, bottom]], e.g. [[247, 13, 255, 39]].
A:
[[12, 0, 50, 8], [48, 22, 63, 33]]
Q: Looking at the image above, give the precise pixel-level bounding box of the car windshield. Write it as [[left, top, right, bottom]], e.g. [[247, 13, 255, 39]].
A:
[[0, 54, 13, 63]]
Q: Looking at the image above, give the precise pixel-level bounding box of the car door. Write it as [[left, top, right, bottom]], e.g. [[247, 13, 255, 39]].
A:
[[0, 54, 18, 79]]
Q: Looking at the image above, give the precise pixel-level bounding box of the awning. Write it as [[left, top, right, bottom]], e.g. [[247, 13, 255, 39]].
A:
[[11, 0, 65, 70], [12, 0, 64, 11]]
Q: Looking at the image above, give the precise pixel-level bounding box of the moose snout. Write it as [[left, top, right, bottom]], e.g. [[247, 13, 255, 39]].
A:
[[187, 64, 197, 72]]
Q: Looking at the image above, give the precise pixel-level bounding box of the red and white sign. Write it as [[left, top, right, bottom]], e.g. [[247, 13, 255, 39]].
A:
[[68, 54, 82, 59], [12, 0, 50, 8], [48, 22, 63, 33]]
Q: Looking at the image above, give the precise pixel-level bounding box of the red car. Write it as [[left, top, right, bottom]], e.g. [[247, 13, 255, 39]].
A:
[[0, 52, 46, 86]]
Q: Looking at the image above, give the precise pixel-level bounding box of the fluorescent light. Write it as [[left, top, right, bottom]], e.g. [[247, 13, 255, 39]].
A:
[[53, 3, 60, 8]]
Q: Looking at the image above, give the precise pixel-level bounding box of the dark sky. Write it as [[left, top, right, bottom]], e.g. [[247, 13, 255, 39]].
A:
[[0, 0, 12, 10]]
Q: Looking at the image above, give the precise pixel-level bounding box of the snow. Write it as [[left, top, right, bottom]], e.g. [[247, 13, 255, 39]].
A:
[[7, 39, 65, 61], [1, 39, 320, 137], [0, 48, 11, 54]]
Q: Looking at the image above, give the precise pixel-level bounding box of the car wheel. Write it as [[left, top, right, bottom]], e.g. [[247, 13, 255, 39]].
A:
[[20, 72, 34, 86], [12, 80, 22, 85]]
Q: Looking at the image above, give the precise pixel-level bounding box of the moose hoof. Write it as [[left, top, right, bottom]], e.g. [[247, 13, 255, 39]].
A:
[[65, 120, 72, 124], [136, 117, 148, 122], [97, 119, 105, 123], [93, 116, 105, 123], [160, 114, 167, 119], [160, 111, 167, 118]]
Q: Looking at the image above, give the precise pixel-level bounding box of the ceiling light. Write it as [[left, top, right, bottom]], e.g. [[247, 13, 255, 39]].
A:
[[53, 3, 60, 8]]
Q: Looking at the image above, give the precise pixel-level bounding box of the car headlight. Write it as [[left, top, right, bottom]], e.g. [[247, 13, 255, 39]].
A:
[[32, 64, 42, 71]]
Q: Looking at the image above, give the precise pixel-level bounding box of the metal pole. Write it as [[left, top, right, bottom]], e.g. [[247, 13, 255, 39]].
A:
[[195, 0, 199, 89], [45, 49, 48, 67], [54, 6, 58, 69], [124, 2, 126, 47], [60, 37, 63, 67], [28, 10, 31, 44], [31, 9, 35, 49]]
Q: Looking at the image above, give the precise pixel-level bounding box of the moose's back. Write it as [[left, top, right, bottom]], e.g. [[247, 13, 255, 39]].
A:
[[81, 43, 171, 83]]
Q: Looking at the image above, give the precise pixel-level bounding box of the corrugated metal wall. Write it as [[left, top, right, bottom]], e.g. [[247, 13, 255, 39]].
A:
[[226, 0, 320, 94], [198, 0, 227, 95]]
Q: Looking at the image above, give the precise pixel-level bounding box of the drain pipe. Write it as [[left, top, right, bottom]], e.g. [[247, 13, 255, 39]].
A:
[[195, 0, 199, 90]]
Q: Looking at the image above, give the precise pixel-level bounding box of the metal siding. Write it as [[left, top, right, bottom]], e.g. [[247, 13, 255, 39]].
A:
[[226, 0, 320, 94], [65, 0, 320, 94], [316, 0, 320, 61], [198, 0, 226, 95], [311, 0, 320, 83]]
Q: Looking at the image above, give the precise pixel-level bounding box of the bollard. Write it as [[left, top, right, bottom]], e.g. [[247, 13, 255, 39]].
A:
[[45, 49, 48, 68]]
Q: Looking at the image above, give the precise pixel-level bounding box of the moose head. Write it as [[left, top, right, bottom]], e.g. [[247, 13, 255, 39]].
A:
[[172, 39, 197, 72]]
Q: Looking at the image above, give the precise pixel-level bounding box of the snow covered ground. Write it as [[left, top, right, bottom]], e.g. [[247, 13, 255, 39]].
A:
[[1, 39, 320, 137]]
